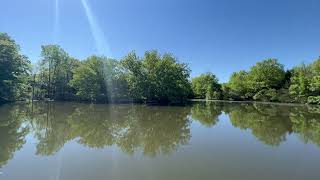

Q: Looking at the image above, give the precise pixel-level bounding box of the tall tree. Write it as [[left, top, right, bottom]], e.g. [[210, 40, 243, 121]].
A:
[[0, 33, 31, 103], [39, 45, 77, 100]]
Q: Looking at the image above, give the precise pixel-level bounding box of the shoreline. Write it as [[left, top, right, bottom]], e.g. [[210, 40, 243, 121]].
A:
[[3, 98, 320, 108], [188, 99, 320, 107]]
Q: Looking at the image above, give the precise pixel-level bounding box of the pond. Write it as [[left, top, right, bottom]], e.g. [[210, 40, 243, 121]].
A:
[[0, 101, 320, 180]]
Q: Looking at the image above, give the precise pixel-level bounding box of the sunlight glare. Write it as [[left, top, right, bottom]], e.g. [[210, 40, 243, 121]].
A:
[[81, 0, 112, 56]]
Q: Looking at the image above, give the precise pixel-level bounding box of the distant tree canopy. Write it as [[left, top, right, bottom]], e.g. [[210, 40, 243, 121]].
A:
[[192, 58, 320, 104], [191, 72, 221, 100], [40, 49, 191, 104], [1, 32, 320, 105], [224, 59, 287, 102], [0, 33, 31, 103]]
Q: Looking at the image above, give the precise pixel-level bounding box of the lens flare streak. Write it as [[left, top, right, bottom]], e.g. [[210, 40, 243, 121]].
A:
[[54, 0, 59, 43], [81, 0, 112, 56]]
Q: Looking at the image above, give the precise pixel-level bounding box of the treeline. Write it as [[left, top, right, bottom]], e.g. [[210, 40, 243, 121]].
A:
[[1, 32, 320, 104], [1, 32, 191, 104], [193, 58, 320, 105]]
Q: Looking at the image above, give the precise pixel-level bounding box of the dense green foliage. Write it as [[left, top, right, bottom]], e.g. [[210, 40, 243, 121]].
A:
[[70, 50, 192, 104], [191, 72, 221, 100], [121, 51, 192, 103], [225, 70, 250, 100], [36, 45, 79, 100], [70, 56, 128, 102], [191, 58, 320, 104], [0, 33, 31, 103], [289, 59, 320, 104], [222, 59, 287, 101], [1, 32, 320, 105], [0, 33, 191, 104]]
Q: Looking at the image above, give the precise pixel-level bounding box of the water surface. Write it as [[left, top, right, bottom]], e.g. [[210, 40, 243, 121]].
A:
[[0, 102, 320, 180]]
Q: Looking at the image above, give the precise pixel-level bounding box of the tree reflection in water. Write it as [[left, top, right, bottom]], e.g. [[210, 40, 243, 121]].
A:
[[290, 106, 320, 146], [190, 101, 222, 127], [226, 103, 293, 146], [192, 102, 320, 147], [0, 104, 29, 168], [27, 102, 192, 157], [1, 101, 320, 168]]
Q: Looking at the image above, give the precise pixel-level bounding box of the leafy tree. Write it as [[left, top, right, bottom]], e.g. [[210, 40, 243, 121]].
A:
[[310, 58, 320, 74], [70, 56, 128, 102], [39, 45, 77, 100], [288, 64, 312, 102], [227, 59, 286, 101], [151, 52, 191, 103], [307, 96, 320, 105], [306, 58, 320, 104], [227, 70, 250, 99], [0, 33, 31, 103], [309, 59, 320, 94], [253, 88, 278, 102], [121, 51, 146, 100], [191, 72, 221, 100], [309, 76, 320, 93], [274, 88, 292, 103], [122, 50, 191, 104], [248, 59, 286, 91], [2, 32, 320, 105], [288, 58, 320, 104], [70, 56, 108, 102], [221, 83, 232, 100]]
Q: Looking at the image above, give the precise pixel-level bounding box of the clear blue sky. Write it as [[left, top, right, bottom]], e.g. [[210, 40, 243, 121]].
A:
[[1, 0, 320, 82]]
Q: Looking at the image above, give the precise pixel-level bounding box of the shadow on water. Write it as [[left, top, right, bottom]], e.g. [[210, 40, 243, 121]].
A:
[[1, 101, 320, 167]]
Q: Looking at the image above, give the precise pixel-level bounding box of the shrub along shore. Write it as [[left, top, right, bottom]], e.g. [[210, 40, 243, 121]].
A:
[[1, 32, 320, 105]]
